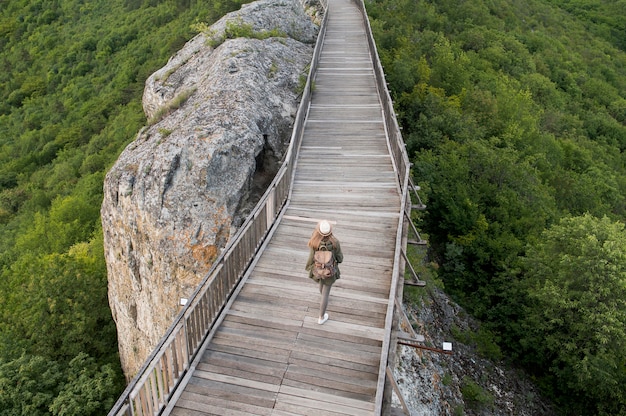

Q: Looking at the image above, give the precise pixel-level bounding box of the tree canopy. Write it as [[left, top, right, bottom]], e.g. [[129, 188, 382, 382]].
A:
[[0, 0, 248, 414], [521, 214, 626, 415], [367, 0, 626, 412]]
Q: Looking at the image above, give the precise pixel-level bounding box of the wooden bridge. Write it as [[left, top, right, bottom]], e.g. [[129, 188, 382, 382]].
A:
[[108, 0, 427, 414]]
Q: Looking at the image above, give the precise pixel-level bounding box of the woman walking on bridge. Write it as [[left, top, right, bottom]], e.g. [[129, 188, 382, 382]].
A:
[[305, 220, 343, 325]]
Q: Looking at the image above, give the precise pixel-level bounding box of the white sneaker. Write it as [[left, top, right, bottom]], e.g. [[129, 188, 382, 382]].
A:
[[318, 313, 329, 325]]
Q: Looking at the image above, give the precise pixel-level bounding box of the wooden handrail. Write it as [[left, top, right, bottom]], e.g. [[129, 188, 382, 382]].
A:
[[107, 2, 329, 414]]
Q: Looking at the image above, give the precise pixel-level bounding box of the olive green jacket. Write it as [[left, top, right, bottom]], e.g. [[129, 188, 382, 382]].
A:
[[305, 238, 343, 283]]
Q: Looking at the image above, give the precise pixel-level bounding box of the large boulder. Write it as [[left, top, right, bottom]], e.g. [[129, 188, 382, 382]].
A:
[[101, 0, 319, 378]]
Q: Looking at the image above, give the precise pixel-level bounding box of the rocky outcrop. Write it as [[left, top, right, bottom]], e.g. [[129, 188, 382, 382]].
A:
[[392, 287, 555, 415], [101, 0, 320, 378]]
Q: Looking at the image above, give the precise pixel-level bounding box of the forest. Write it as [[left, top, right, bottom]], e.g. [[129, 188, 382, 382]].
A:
[[0, 0, 247, 414], [0, 0, 624, 414], [366, 0, 626, 414]]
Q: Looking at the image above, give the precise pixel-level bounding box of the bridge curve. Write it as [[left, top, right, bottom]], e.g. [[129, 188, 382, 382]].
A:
[[109, 0, 422, 414]]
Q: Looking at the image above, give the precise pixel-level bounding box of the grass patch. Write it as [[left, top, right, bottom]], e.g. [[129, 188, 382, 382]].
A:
[[158, 128, 173, 137], [147, 88, 196, 126], [402, 240, 443, 305], [460, 376, 494, 410], [194, 19, 287, 48], [268, 61, 278, 78]]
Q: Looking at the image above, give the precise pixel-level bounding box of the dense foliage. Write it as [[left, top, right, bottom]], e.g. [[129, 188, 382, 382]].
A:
[[366, 0, 626, 413], [0, 0, 247, 414], [2, 0, 625, 413]]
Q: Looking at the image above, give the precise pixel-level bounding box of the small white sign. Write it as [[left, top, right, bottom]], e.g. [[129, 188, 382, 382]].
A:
[[443, 342, 453, 351], [180, 298, 188, 306]]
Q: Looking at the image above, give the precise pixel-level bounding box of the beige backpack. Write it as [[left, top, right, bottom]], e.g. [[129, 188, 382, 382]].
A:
[[313, 242, 336, 279]]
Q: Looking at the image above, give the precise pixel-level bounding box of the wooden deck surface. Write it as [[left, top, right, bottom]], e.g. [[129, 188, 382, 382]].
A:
[[165, 0, 401, 414]]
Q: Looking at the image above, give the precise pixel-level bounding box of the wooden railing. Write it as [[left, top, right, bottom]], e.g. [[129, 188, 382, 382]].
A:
[[351, 0, 413, 413], [107, 2, 328, 414]]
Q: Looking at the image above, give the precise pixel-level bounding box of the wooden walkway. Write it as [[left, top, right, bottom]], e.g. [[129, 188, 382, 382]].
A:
[[164, 0, 402, 414]]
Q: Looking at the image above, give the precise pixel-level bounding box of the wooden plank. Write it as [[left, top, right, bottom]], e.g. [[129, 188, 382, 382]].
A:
[[289, 349, 378, 374], [252, 258, 393, 277], [288, 355, 378, 382], [200, 350, 287, 378], [225, 309, 305, 332], [248, 269, 390, 296], [283, 364, 376, 396], [281, 376, 375, 403], [173, 391, 273, 415], [296, 328, 383, 352], [299, 260, 391, 283], [267, 224, 400, 243], [205, 342, 291, 365], [276, 385, 375, 414], [291, 340, 381, 368], [270, 411, 343, 416], [216, 320, 299, 348], [191, 372, 281, 394], [284, 206, 400, 219], [320, 286, 390, 305], [185, 377, 277, 406], [195, 362, 283, 386], [235, 286, 386, 324], [206, 328, 290, 360], [272, 402, 350, 416], [237, 282, 318, 302], [229, 296, 309, 316], [234, 288, 318, 310]]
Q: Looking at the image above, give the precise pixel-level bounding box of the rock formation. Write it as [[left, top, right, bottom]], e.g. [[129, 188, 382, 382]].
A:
[[392, 287, 555, 415], [101, 0, 320, 378]]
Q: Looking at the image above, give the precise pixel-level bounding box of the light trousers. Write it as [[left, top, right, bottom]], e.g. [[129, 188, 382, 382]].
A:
[[318, 280, 332, 318]]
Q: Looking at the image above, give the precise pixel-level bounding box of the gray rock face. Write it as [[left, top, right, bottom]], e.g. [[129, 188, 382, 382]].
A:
[[101, 0, 319, 378], [392, 287, 555, 415]]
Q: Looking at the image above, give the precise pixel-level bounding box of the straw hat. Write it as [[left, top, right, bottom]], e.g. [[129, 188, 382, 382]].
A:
[[318, 220, 332, 236]]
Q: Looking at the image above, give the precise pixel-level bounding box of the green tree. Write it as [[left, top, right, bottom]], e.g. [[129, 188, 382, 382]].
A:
[[0, 352, 122, 416], [521, 214, 626, 414], [414, 140, 557, 319], [2, 232, 117, 363], [0, 0, 251, 412], [368, 0, 626, 411], [50, 353, 122, 416], [0, 354, 63, 416]]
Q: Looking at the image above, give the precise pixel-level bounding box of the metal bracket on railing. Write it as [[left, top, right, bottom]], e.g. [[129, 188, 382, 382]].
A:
[[398, 338, 453, 355], [401, 248, 426, 287]]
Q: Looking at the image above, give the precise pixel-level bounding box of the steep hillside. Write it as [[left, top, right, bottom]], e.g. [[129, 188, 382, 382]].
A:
[[367, 0, 626, 413], [0, 0, 249, 414], [394, 280, 556, 415]]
